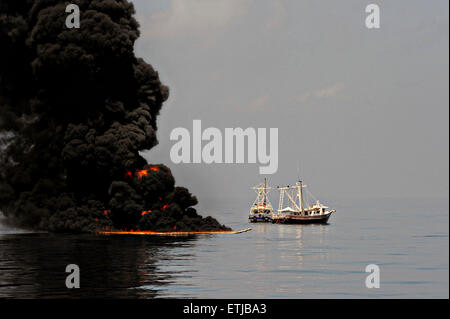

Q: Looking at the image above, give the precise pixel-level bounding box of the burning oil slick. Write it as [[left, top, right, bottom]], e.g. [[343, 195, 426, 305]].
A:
[[0, 0, 229, 233]]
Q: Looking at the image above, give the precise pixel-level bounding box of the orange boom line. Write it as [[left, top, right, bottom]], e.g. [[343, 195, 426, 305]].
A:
[[96, 228, 252, 237]]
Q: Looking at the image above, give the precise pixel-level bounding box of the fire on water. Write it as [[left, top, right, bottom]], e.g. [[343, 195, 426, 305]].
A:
[[96, 228, 252, 236]]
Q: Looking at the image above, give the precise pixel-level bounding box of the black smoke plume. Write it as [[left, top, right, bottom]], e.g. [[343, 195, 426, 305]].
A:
[[0, 0, 229, 232]]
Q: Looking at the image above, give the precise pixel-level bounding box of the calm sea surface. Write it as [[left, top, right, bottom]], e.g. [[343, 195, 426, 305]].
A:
[[0, 198, 448, 298]]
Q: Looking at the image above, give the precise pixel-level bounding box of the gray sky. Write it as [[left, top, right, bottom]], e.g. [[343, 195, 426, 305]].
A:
[[132, 0, 449, 210]]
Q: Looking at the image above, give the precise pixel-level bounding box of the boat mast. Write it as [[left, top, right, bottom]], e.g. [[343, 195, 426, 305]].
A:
[[278, 187, 284, 212], [299, 181, 304, 215], [264, 178, 267, 204], [252, 179, 272, 210]]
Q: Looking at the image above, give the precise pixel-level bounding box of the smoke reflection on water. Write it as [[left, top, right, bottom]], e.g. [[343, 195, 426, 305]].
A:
[[0, 230, 197, 298]]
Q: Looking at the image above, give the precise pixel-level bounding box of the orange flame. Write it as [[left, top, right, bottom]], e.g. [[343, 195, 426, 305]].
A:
[[137, 169, 148, 179], [125, 171, 133, 179], [141, 210, 152, 216], [136, 166, 160, 179]]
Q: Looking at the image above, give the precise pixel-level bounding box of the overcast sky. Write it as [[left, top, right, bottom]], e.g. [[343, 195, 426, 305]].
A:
[[131, 0, 449, 211]]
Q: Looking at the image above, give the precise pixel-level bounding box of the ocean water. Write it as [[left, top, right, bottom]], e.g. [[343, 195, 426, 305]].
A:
[[0, 197, 448, 298]]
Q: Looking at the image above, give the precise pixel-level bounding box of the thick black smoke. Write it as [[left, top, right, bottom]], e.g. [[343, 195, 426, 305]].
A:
[[0, 0, 229, 232]]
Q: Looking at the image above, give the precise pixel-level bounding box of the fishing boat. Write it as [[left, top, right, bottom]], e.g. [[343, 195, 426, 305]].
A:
[[272, 181, 335, 224], [248, 178, 274, 223]]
